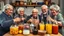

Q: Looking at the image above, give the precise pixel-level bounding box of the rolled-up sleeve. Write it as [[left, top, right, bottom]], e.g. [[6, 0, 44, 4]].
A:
[[57, 13, 64, 26]]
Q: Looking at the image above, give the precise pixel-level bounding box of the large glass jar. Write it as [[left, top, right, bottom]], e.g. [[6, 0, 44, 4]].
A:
[[18, 24, 24, 34], [18, 24, 24, 30], [10, 25, 18, 35], [52, 24, 58, 34], [23, 24, 30, 35]]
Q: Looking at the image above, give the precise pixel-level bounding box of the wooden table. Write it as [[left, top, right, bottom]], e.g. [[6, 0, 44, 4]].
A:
[[3, 32, 62, 36]]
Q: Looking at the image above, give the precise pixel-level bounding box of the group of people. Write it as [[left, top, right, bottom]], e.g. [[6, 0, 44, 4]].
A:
[[0, 4, 64, 36]]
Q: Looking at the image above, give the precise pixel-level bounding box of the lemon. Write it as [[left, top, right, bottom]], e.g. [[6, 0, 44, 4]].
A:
[[18, 30, 22, 34]]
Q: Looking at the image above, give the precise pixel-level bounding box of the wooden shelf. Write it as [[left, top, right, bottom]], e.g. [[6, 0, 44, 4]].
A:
[[12, 5, 42, 7]]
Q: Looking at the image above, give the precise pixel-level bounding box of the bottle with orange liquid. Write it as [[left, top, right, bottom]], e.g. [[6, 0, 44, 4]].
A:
[[46, 24, 52, 34], [46, 16, 52, 34], [39, 23, 45, 31], [18, 24, 24, 34]]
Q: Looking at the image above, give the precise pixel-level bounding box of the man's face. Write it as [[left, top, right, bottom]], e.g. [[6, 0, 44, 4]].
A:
[[32, 11, 38, 17], [6, 8, 13, 16], [42, 7, 48, 13], [50, 9, 58, 16], [19, 10, 24, 16]]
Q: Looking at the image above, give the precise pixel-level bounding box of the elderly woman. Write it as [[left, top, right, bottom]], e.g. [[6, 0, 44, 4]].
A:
[[0, 4, 21, 36], [49, 5, 64, 26], [27, 8, 41, 25], [40, 5, 50, 24], [48, 5, 64, 34], [15, 7, 27, 24]]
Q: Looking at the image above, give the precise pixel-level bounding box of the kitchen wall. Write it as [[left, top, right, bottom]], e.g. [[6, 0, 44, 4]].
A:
[[15, 7, 42, 15], [0, 1, 4, 14], [51, 0, 59, 5], [24, 7, 42, 15]]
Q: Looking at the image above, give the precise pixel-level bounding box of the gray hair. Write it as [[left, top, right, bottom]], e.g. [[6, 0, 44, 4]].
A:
[[41, 5, 48, 9], [4, 4, 13, 10], [17, 7, 24, 14], [32, 8, 38, 13], [50, 5, 60, 12]]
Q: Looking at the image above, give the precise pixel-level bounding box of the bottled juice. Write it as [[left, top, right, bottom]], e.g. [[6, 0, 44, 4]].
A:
[[39, 23, 45, 31], [52, 24, 58, 34], [46, 24, 52, 34], [18, 24, 23, 34], [18, 24, 24, 30]]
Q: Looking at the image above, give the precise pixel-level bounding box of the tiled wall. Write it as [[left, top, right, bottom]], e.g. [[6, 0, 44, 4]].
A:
[[24, 7, 42, 15]]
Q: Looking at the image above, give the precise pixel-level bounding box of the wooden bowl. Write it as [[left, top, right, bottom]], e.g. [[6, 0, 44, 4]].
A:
[[38, 30, 46, 35]]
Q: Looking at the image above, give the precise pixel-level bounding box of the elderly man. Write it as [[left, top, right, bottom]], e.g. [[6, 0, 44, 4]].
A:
[[27, 8, 41, 25], [0, 4, 21, 36], [40, 5, 50, 24], [48, 5, 64, 34], [14, 7, 27, 24]]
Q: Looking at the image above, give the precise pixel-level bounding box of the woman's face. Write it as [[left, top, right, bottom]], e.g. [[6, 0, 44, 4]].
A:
[[19, 10, 24, 16], [50, 9, 58, 16], [32, 11, 38, 17]]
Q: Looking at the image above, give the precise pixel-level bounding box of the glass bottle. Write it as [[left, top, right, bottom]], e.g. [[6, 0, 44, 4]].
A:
[[10, 25, 18, 35], [27, 0, 30, 5], [52, 24, 58, 34], [18, 24, 24, 34], [33, 26, 38, 35], [39, 23, 45, 31], [30, 0, 32, 5], [23, 24, 30, 35], [30, 23, 35, 33], [46, 24, 52, 34]]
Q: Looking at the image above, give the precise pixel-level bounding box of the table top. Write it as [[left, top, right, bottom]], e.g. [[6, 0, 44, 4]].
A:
[[3, 32, 62, 36]]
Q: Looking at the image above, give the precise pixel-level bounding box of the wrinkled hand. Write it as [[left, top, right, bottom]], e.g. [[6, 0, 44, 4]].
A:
[[27, 18, 33, 23], [21, 17, 25, 21], [47, 16, 58, 24], [13, 17, 21, 23], [57, 21, 62, 26], [47, 16, 51, 21]]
